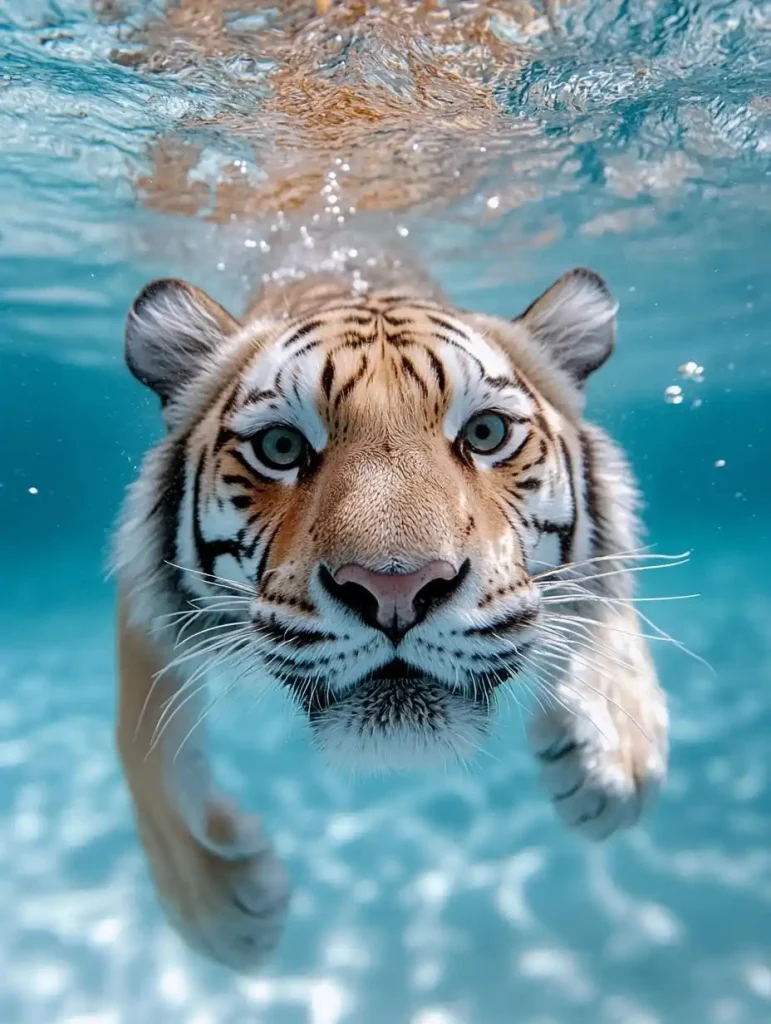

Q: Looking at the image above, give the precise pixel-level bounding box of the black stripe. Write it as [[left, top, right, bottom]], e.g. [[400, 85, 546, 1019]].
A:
[[533, 410, 555, 445], [321, 354, 335, 400], [400, 354, 428, 397], [338, 334, 373, 351], [214, 426, 236, 452], [438, 335, 487, 376], [243, 387, 278, 406], [334, 355, 369, 409], [383, 295, 434, 308], [281, 320, 323, 349], [157, 436, 189, 601], [192, 449, 242, 577], [223, 474, 252, 488], [427, 315, 466, 338], [221, 379, 243, 416], [483, 374, 518, 391], [491, 432, 530, 469], [519, 439, 548, 471], [252, 616, 335, 647], [559, 437, 578, 564], [292, 338, 324, 358], [230, 449, 275, 485], [383, 332, 415, 348], [424, 347, 446, 392], [579, 429, 603, 555], [244, 522, 267, 560], [464, 607, 537, 638], [255, 526, 276, 581], [342, 313, 374, 325]]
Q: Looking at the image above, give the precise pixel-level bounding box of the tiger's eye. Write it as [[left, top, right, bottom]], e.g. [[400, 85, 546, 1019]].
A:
[[253, 426, 307, 469], [462, 412, 509, 454]]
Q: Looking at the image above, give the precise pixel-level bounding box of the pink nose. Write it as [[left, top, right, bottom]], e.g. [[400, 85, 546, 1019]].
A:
[[332, 560, 461, 639]]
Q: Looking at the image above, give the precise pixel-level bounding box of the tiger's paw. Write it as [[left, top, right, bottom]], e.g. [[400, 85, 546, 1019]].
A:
[[527, 683, 668, 841], [162, 803, 291, 973]]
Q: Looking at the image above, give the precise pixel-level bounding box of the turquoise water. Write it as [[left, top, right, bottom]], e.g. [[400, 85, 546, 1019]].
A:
[[1, 2, 771, 1022]]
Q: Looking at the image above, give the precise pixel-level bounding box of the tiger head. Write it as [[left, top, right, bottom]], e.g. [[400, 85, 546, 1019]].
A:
[[116, 269, 637, 771]]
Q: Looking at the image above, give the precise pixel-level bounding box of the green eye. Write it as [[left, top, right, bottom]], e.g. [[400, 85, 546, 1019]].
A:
[[252, 425, 307, 469], [462, 412, 509, 455]]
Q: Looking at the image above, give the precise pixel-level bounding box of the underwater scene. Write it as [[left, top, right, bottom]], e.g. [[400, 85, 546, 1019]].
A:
[[1, 1, 770, 1022]]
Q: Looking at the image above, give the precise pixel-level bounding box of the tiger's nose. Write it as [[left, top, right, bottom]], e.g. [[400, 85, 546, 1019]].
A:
[[321, 560, 468, 641]]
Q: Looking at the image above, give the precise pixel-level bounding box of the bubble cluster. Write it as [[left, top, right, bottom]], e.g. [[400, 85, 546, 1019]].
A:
[[679, 361, 705, 382]]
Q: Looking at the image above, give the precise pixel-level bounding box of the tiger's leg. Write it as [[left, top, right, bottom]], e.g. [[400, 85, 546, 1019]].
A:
[[528, 605, 669, 841], [116, 595, 290, 971]]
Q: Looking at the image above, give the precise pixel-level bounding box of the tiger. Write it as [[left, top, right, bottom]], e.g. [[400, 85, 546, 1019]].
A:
[[113, 258, 668, 973]]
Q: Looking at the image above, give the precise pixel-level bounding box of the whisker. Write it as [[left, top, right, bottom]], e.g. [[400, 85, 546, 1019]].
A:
[[176, 617, 251, 648], [529, 646, 653, 743], [541, 592, 699, 606], [514, 653, 614, 746], [530, 548, 689, 582], [622, 604, 715, 675], [164, 560, 255, 594], [546, 611, 711, 672], [538, 623, 638, 673], [536, 557, 690, 592], [154, 628, 255, 680], [148, 633, 255, 750]]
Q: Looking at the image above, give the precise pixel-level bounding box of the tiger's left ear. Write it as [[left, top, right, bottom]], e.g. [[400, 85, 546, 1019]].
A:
[[125, 279, 240, 404], [518, 268, 618, 387]]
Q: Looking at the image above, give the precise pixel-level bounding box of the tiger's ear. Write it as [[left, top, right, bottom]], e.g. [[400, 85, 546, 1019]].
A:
[[125, 279, 240, 403], [518, 268, 617, 386]]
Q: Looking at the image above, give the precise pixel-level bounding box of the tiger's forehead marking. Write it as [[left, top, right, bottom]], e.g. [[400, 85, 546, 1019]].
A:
[[230, 302, 535, 446]]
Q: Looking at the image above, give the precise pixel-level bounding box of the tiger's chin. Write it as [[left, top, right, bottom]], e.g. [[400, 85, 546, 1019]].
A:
[[297, 661, 493, 773]]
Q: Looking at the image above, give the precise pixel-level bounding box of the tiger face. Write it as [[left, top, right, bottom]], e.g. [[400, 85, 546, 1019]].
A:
[[117, 269, 631, 771]]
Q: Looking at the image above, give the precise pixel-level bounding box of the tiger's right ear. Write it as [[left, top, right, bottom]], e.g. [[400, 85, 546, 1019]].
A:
[[125, 279, 240, 403]]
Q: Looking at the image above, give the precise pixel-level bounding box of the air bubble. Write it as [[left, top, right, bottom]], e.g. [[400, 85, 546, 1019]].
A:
[[486, 195, 500, 209], [678, 360, 704, 382], [714, 459, 726, 468], [664, 385, 683, 404], [396, 225, 409, 237]]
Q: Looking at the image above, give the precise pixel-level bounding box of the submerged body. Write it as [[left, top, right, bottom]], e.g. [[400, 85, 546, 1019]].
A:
[[114, 263, 668, 971]]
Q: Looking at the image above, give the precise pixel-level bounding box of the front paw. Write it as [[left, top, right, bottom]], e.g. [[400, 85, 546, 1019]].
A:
[[159, 805, 291, 973], [528, 684, 668, 841]]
